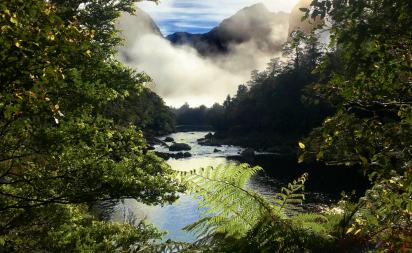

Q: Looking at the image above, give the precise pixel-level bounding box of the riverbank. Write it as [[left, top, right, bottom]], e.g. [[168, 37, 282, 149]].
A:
[[152, 131, 370, 200], [229, 154, 370, 201], [196, 130, 301, 153], [113, 131, 370, 243], [161, 130, 370, 200]]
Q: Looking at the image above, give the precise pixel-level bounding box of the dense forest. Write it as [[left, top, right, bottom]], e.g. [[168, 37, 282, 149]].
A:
[[1, 0, 411, 252], [174, 31, 334, 150], [105, 87, 175, 136]]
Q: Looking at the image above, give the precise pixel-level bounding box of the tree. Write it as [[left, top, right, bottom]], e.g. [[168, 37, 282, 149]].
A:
[[283, 30, 306, 70], [105, 87, 176, 136], [0, 0, 181, 251], [223, 95, 232, 109], [300, 0, 412, 251], [206, 31, 331, 148], [265, 57, 283, 77], [235, 85, 248, 99]]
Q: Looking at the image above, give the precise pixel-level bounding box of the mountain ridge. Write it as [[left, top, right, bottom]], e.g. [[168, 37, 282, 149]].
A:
[[166, 3, 289, 56]]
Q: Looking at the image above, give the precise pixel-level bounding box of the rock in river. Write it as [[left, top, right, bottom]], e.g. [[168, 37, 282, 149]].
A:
[[205, 132, 213, 139], [155, 151, 192, 160], [241, 148, 255, 158], [164, 137, 174, 142], [169, 143, 192, 151]]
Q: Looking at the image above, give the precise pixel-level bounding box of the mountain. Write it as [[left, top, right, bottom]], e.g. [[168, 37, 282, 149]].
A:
[[167, 3, 289, 56], [116, 7, 163, 62], [117, 7, 162, 38]]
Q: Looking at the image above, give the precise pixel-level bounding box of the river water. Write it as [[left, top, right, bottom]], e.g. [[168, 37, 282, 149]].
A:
[[111, 132, 330, 243]]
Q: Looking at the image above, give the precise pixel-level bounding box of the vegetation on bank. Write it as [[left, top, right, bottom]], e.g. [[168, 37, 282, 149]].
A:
[[105, 87, 175, 137], [172, 33, 333, 149], [0, 0, 180, 251], [0, 0, 411, 252]]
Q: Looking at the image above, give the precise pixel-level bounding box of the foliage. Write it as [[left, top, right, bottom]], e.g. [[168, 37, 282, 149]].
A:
[[301, 0, 412, 176], [273, 172, 308, 216], [173, 103, 210, 127], [297, 0, 412, 251], [0, 0, 181, 251], [180, 164, 269, 238], [197, 33, 333, 149], [0, 204, 163, 252], [176, 163, 407, 252], [105, 87, 175, 136], [177, 163, 338, 252], [344, 175, 412, 251]]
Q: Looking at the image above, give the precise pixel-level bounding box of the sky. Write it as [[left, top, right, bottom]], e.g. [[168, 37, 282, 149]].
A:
[[138, 0, 301, 35]]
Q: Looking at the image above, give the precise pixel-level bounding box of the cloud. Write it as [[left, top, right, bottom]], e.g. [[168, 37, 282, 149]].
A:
[[122, 34, 246, 106], [118, 3, 290, 107], [138, 0, 301, 34]]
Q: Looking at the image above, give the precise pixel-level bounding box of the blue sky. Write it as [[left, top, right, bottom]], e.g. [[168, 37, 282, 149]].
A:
[[138, 0, 301, 35]]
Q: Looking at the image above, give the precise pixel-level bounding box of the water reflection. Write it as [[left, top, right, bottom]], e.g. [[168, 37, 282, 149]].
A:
[[112, 155, 234, 242], [111, 196, 202, 243], [167, 157, 227, 172], [112, 132, 293, 242]]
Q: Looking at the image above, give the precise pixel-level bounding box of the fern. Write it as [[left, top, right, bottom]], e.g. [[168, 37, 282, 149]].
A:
[[177, 164, 333, 252], [137, 240, 208, 253], [177, 164, 311, 239], [291, 213, 329, 234], [177, 163, 273, 238], [273, 173, 308, 216]]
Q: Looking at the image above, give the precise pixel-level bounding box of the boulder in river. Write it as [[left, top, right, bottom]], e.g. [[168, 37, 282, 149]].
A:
[[164, 137, 174, 142], [169, 143, 191, 151], [183, 152, 192, 158], [205, 132, 213, 139], [148, 137, 168, 147], [241, 148, 255, 158], [155, 151, 192, 160], [213, 148, 221, 153], [197, 137, 222, 147], [155, 152, 170, 160], [172, 152, 192, 159]]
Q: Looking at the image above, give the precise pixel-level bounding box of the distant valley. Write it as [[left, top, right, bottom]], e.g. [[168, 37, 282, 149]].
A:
[[116, 0, 315, 107]]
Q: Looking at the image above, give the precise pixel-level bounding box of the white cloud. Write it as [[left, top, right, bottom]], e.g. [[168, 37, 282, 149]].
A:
[[118, 1, 293, 107], [123, 34, 246, 107]]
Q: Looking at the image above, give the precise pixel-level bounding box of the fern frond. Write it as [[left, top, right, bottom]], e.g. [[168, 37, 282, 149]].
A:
[[175, 168, 336, 252], [178, 163, 274, 239], [140, 240, 209, 253], [178, 166, 317, 249], [273, 173, 308, 216], [291, 213, 329, 234]]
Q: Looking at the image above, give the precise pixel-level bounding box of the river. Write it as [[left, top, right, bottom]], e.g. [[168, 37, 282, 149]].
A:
[[110, 131, 365, 243]]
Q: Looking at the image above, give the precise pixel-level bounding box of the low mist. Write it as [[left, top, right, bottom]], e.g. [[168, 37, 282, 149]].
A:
[[117, 6, 289, 107]]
